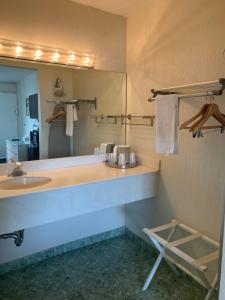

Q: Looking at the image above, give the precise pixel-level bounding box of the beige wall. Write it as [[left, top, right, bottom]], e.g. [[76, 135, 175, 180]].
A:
[[0, 0, 126, 72], [40, 67, 126, 157], [72, 69, 126, 155], [126, 0, 225, 241], [0, 60, 126, 159], [38, 65, 74, 158]]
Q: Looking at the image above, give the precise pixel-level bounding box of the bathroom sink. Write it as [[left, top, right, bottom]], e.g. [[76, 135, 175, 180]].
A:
[[0, 176, 51, 190]]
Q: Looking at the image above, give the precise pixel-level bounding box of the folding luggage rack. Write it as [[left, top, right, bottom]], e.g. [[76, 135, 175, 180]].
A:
[[143, 220, 219, 300]]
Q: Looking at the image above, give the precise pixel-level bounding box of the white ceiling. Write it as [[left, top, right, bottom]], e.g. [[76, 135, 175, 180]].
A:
[[0, 65, 35, 83], [71, 0, 150, 17]]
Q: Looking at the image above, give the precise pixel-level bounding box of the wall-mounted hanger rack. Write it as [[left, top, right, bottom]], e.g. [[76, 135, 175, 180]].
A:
[[88, 114, 155, 126], [48, 97, 97, 110], [124, 114, 155, 126], [88, 114, 122, 124], [148, 78, 225, 102]]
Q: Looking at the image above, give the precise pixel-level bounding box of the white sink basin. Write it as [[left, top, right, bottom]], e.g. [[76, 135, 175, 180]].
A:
[[0, 176, 51, 190]]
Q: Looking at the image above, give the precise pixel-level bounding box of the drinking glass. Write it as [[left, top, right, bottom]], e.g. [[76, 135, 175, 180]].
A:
[[118, 153, 126, 167], [129, 152, 136, 165]]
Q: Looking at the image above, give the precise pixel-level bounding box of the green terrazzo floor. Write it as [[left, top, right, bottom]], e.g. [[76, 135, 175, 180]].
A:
[[0, 234, 218, 300]]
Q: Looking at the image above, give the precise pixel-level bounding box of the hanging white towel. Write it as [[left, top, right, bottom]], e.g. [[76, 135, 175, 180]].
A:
[[66, 104, 78, 136], [156, 94, 179, 155]]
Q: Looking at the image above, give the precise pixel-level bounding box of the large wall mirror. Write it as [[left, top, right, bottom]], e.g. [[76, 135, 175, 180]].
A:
[[0, 59, 126, 164]]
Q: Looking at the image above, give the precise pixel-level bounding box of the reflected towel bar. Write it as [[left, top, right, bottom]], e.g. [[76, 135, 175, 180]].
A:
[[48, 97, 97, 110], [89, 114, 155, 126]]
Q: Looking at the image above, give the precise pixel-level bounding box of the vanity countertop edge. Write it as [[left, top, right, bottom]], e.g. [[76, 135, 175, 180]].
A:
[[0, 163, 158, 234], [0, 163, 158, 200]]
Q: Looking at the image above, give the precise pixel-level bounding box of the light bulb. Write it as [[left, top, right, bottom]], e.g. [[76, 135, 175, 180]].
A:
[[15, 45, 23, 56], [69, 53, 76, 61], [0, 38, 95, 68], [83, 56, 91, 65], [52, 52, 60, 61], [34, 49, 43, 59]]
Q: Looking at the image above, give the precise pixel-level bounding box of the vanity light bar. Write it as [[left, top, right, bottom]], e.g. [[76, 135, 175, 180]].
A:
[[0, 39, 95, 69]]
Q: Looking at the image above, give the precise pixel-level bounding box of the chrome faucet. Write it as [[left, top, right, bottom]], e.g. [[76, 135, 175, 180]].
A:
[[8, 161, 26, 177]]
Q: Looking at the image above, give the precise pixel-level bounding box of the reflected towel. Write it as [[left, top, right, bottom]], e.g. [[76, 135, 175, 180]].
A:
[[66, 104, 78, 136], [156, 94, 179, 155], [49, 121, 70, 158]]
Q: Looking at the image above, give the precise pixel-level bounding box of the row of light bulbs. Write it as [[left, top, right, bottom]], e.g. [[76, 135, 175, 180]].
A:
[[0, 39, 95, 68]]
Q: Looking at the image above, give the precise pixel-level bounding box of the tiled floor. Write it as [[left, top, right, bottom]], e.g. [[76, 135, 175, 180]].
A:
[[0, 234, 218, 300]]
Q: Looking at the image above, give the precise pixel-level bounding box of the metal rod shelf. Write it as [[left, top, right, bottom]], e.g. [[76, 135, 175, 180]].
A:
[[48, 97, 97, 110], [148, 78, 225, 102], [124, 114, 155, 126], [88, 114, 122, 124], [88, 114, 155, 126]]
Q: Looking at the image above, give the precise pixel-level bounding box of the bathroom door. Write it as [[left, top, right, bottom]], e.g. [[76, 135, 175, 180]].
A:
[[0, 92, 18, 159]]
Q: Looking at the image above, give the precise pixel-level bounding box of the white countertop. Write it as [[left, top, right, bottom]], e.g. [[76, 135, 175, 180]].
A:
[[0, 163, 158, 200], [0, 162, 158, 234]]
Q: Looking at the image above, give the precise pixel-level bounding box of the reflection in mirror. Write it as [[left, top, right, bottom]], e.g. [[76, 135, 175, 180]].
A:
[[0, 65, 39, 164], [0, 59, 126, 164]]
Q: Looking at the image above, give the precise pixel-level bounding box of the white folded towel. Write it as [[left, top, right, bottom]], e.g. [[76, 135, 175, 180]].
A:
[[156, 94, 179, 155], [66, 104, 78, 136]]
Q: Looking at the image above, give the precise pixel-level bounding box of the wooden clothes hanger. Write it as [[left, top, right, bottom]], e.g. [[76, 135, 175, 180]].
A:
[[190, 103, 225, 134], [46, 108, 66, 124], [179, 103, 210, 130], [179, 100, 225, 135]]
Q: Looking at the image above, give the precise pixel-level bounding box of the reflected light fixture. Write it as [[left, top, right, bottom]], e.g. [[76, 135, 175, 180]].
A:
[[0, 39, 95, 69], [15, 45, 23, 56], [51, 51, 60, 62], [34, 49, 43, 60]]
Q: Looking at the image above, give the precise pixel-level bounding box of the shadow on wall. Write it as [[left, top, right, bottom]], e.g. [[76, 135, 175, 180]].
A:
[[125, 195, 175, 242], [128, 0, 225, 104], [126, 0, 225, 241]]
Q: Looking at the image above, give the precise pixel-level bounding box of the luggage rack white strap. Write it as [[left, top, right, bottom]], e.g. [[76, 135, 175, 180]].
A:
[[167, 233, 201, 248], [170, 243, 207, 272], [142, 220, 219, 300], [145, 230, 207, 271], [193, 251, 219, 268], [146, 220, 180, 233]]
